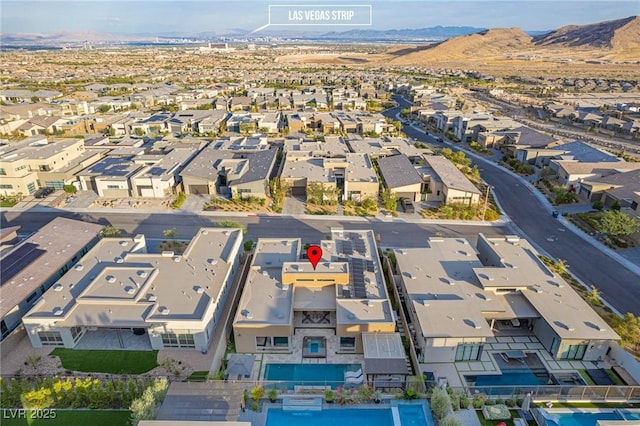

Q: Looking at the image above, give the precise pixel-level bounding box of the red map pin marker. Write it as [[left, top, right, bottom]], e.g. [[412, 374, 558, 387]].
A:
[[306, 245, 322, 270]]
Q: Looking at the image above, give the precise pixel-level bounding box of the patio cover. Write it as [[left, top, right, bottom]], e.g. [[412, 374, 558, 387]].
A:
[[363, 333, 409, 375], [226, 354, 254, 378]]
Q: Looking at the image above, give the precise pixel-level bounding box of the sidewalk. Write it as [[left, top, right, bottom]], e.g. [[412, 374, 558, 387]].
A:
[[430, 126, 640, 278]]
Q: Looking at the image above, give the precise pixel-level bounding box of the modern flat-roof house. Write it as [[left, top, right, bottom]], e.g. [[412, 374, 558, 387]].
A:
[[129, 147, 199, 197], [423, 156, 481, 206], [233, 230, 396, 357], [1, 218, 103, 342], [22, 228, 242, 350], [280, 153, 378, 201], [377, 154, 427, 203], [180, 146, 277, 198], [0, 137, 91, 195], [395, 234, 619, 364]]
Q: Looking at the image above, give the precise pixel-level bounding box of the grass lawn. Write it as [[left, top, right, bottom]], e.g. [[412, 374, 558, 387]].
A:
[[51, 349, 158, 374], [187, 371, 210, 381], [474, 410, 520, 426], [578, 369, 596, 385], [1, 410, 131, 426]]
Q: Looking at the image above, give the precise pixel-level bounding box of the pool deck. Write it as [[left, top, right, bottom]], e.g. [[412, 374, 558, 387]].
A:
[[260, 329, 364, 378], [419, 335, 608, 388]]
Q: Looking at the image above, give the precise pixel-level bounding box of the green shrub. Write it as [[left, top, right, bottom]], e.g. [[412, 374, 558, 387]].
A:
[[430, 387, 451, 420], [460, 395, 470, 409], [251, 386, 264, 402], [64, 185, 77, 193]]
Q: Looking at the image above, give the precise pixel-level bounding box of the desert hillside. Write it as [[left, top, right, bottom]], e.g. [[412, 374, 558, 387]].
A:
[[387, 28, 533, 63], [383, 15, 640, 65]]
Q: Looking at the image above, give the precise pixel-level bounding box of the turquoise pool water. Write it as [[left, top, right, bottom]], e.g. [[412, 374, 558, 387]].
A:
[[546, 410, 622, 426], [620, 409, 640, 420], [264, 363, 361, 387], [398, 403, 434, 426], [266, 408, 393, 426]]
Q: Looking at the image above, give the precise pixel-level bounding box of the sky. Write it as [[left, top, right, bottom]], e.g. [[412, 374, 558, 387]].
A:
[[1, 0, 638, 34]]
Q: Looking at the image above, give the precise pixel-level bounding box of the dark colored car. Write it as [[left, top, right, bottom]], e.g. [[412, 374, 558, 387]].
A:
[[400, 198, 415, 213], [34, 187, 55, 198]]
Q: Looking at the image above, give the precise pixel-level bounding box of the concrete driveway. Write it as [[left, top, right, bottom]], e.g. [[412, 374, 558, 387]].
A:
[[283, 195, 306, 215]]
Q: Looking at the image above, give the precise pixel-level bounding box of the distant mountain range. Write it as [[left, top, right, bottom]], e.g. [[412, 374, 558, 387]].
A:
[[0, 25, 549, 45]]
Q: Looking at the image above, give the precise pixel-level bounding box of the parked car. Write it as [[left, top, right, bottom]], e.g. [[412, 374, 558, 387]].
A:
[[400, 198, 415, 213], [34, 187, 55, 199]]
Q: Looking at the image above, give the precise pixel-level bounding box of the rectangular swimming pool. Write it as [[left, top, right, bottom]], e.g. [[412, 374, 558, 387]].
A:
[[267, 404, 435, 426], [620, 409, 640, 420], [466, 369, 550, 387], [544, 409, 624, 426], [263, 363, 361, 387], [267, 408, 393, 426]]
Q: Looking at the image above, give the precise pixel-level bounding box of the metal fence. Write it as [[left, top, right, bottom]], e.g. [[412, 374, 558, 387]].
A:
[[456, 385, 640, 403]]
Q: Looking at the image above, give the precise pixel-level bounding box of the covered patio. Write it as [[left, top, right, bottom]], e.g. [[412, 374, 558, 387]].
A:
[[362, 332, 410, 390]]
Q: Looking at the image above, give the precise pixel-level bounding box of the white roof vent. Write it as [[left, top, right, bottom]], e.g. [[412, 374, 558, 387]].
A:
[[244, 310, 254, 319], [596, 325, 607, 332], [53, 307, 63, 316], [138, 271, 148, 278], [75, 264, 84, 271], [282, 284, 290, 291], [195, 286, 204, 294], [209, 259, 218, 265], [120, 241, 129, 247], [173, 256, 181, 262], [53, 283, 63, 291], [159, 306, 170, 315], [532, 286, 543, 293], [125, 286, 135, 295], [147, 294, 157, 302], [106, 275, 116, 283], [115, 257, 124, 264], [201, 229, 208, 235], [262, 270, 269, 276], [367, 300, 374, 307]]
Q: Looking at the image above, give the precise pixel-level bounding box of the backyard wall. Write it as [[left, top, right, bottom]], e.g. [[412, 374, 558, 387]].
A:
[[609, 343, 640, 383]]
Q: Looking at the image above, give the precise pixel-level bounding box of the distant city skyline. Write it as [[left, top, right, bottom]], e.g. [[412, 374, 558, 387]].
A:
[[1, 1, 638, 35]]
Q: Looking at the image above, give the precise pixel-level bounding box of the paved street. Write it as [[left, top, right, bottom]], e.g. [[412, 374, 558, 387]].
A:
[[385, 96, 640, 315], [0, 210, 510, 250]]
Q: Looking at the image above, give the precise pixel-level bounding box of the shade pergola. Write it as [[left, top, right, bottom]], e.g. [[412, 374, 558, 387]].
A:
[[226, 354, 255, 379], [362, 333, 409, 376]]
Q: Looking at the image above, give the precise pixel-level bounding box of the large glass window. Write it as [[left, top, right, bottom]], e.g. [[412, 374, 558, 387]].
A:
[[70, 326, 83, 343], [273, 337, 289, 348], [559, 343, 587, 360], [455, 343, 483, 361], [38, 331, 63, 346], [340, 337, 356, 352], [162, 333, 195, 349]]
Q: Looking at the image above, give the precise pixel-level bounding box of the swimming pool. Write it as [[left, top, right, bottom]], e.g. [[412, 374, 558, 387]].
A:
[[543, 409, 624, 426], [397, 402, 434, 426], [263, 363, 361, 387], [266, 404, 435, 426], [266, 408, 393, 426], [620, 409, 640, 420]]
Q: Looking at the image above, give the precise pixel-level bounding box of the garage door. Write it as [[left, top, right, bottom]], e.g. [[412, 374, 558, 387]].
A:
[[291, 186, 306, 196], [188, 185, 210, 195]]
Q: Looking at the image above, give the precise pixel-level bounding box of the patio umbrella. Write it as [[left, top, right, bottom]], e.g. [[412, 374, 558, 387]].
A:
[[521, 393, 532, 413], [226, 354, 255, 379]]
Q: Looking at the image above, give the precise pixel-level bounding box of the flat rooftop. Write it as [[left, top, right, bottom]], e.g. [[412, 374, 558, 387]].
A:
[[475, 234, 618, 341], [23, 228, 242, 327], [0, 217, 103, 318]]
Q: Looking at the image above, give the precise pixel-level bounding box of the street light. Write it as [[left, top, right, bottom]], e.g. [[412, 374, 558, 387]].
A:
[[482, 185, 494, 221]]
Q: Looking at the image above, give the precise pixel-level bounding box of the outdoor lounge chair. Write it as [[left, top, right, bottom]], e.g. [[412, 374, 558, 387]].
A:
[[344, 369, 364, 384], [344, 368, 362, 379]]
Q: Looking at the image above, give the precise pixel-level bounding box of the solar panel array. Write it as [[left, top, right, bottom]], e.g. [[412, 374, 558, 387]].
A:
[[342, 240, 353, 256], [0, 243, 46, 285], [351, 258, 368, 298]]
